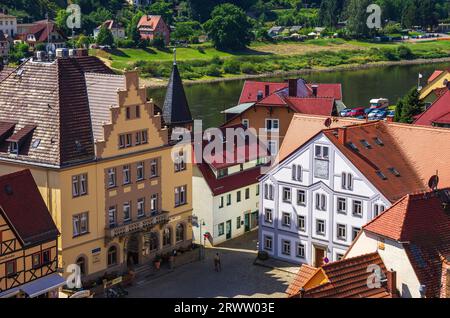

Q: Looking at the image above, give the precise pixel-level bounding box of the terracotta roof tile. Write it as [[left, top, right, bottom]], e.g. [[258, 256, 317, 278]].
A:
[[285, 264, 317, 296], [293, 252, 394, 298], [415, 89, 450, 126], [0, 169, 59, 246], [363, 189, 450, 298], [428, 70, 444, 84]]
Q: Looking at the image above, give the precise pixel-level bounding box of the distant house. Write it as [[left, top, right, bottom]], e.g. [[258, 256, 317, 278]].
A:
[[415, 88, 450, 128], [137, 15, 170, 45], [17, 20, 67, 50], [0, 32, 10, 60], [93, 20, 125, 40], [268, 26, 284, 37], [419, 69, 450, 103], [0, 11, 17, 38], [289, 26, 302, 33], [126, 0, 152, 6]]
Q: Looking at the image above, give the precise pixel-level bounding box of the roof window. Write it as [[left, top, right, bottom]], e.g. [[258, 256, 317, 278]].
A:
[[388, 167, 400, 177], [373, 137, 384, 146], [347, 142, 359, 152], [360, 139, 371, 149], [376, 170, 387, 180]]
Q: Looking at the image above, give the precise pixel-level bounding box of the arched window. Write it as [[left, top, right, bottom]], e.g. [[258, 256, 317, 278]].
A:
[[176, 223, 185, 242], [107, 246, 117, 267], [149, 232, 159, 251], [76, 256, 87, 275], [163, 227, 172, 246]]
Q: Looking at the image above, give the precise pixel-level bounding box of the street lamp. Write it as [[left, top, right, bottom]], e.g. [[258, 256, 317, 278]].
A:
[[199, 219, 206, 260]]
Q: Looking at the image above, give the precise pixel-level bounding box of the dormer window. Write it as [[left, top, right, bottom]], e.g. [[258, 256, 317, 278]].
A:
[[10, 141, 18, 155], [374, 137, 384, 146]]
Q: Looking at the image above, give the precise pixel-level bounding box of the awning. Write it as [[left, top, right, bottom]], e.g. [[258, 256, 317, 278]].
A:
[[0, 273, 66, 298], [221, 103, 255, 114]]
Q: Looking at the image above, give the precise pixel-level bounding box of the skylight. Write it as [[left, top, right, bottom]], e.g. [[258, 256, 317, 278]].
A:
[[347, 142, 359, 151], [374, 137, 384, 146], [388, 167, 401, 177], [360, 139, 371, 149], [376, 170, 387, 180]]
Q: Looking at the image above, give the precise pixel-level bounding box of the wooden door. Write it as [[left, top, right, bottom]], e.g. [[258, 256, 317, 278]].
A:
[[314, 246, 325, 267]]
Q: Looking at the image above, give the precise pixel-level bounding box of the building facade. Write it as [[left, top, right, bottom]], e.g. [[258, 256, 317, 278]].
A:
[[0, 170, 64, 298], [137, 15, 170, 46], [0, 53, 193, 282], [259, 121, 450, 267], [93, 20, 126, 40], [0, 12, 17, 38]]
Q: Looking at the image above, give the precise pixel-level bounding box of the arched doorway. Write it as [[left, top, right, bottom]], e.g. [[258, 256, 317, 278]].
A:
[[126, 234, 140, 266]]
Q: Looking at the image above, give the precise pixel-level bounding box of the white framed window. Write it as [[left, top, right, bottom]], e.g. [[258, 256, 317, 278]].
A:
[[174, 150, 186, 172], [337, 197, 347, 213], [282, 212, 291, 227], [282, 187, 291, 203], [72, 176, 79, 197], [297, 215, 305, 231], [264, 208, 273, 223], [292, 164, 302, 181], [353, 200, 363, 217], [352, 227, 361, 241], [296, 243, 305, 258], [264, 236, 273, 251], [337, 224, 346, 241], [108, 206, 116, 227], [141, 130, 148, 144], [226, 193, 231, 206], [297, 190, 306, 206], [175, 185, 187, 206], [72, 174, 87, 197], [123, 202, 131, 221], [107, 168, 116, 188], [242, 119, 249, 128], [10, 141, 18, 154], [265, 118, 279, 132], [137, 161, 145, 181], [135, 131, 142, 145], [316, 219, 325, 236], [268, 140, 278, 156], [150, 193, 158, 214], [264, 183, 274, 200], [245, 188, 250, 200], [373, 204, 385, 217], [123, 165, 131, 184], [73, 212, 89, 237], [315, 193, 327, 211], [80, 174, 87, 195], [342, 172, 353, 190], [314, 145, 329, 159], [137, 198, 145, 217], [125, 133, 132, 147], [236, 190, 241, 202], [342, 172, 347, 189], [219, 196, 224, 209], [119, 134, 126, 149], [282, 240, 291, 255], [150, 159, 158, 177]]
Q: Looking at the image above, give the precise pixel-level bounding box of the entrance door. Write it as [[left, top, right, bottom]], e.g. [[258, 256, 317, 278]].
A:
[[314, 246, 326, 267], [250, 211, 259, 229], [127, 235, 140, 267], [226, 220, 232, 240], [244, 213, 250, 232]]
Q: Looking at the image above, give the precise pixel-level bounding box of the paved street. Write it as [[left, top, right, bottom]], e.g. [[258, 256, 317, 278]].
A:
[[127, 231, 296, 298]]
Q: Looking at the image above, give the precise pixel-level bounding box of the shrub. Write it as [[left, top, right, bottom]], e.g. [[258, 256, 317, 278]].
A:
[[223, 59, 241, 74], [241, 62, 258, 74], [397, 45, 414, 60], [116, 39, 135, 48], [205, 64, 223, 77], [210, 55, 223, 65]]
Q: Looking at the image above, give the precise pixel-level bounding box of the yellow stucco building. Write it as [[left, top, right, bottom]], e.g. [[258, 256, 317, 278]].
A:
[[0, 53, 193, 281]]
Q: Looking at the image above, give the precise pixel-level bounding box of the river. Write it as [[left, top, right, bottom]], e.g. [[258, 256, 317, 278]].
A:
[[148, 62, 449, 128]]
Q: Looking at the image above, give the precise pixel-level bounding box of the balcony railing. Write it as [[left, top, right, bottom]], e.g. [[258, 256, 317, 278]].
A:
[[105, 211, 169, 239]]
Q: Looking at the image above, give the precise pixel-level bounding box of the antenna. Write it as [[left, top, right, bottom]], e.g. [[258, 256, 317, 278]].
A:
[[428, 173, 439, 191], [46, 12, 50, 56]]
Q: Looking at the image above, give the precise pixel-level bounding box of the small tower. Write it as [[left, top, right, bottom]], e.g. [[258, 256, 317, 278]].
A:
[[162, 48, 193, 137]]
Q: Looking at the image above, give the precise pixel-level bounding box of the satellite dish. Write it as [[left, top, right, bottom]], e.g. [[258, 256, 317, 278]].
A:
[[324, 118, 332, 128], [428, 175, 439, 190]]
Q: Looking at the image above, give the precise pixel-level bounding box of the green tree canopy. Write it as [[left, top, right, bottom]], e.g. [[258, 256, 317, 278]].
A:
[[96, 25, 114, 46], [204, 3, 253, 51], [395, 87, 424, 123]]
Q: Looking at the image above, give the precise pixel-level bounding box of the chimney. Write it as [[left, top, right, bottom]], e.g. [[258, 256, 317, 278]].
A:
[[288, 79, 298, 97], [386, 115, 394, 123], [337, 127, 347, 144], [265, 84, 270, 97], [75, 48, 89, 57], [311, 85, 318, 97], [257, 90, 263, 101], [386, 269, 398, 296]]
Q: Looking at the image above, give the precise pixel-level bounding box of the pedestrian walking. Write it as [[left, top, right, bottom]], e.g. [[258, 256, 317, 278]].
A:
[[214, 253, 221, 272]]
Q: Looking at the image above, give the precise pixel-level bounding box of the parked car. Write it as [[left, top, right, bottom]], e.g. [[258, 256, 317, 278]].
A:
[[369, 109, 388, 120], [339, 108, 352, 117], [348, 107, 366, 117], [387, 110, 395, 117]]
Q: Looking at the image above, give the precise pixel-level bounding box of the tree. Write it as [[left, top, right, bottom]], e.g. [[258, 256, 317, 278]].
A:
[[96, 26, 114, 46], [76, 34, 91, 48], [204, 3, 253, 51], [345, 0, 374, 38], [55, 9, 71, 35], [395, 87, 424, 123], [147, 1, 174, 25], [319, 0, 345, 28]]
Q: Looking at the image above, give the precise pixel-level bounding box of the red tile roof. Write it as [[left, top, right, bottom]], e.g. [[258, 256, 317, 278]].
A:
[[414, 89, 450, 126], [238, 80, 342, 104], [286, 97, 335, 115], [137, 15, 164, 31], [27, 20, 66, 43], [285, 264, 317, 296], [428, 70, 444, 84], [0, 170, 59, 246], [363, 189, 450, 298], [325, 122, 426, 203], [291, 252, 394, 298]]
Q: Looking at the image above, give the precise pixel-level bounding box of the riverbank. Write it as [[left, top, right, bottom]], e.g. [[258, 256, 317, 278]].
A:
[[141, 56, 450, 88]]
